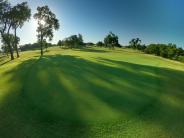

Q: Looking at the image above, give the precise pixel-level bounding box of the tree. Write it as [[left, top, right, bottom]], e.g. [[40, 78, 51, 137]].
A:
[[0, 0, 10, 35], [96, 41, 104, 47], [167, 43, 177, 59], [11, 2, 31, 58], [63, 34, 84, 48], [144, 44, 160, 55], [144, 43, 184, 61], [159, 46, 168, 58], [1, 33, 20, 55], [0, 0, 14, 60], [34, 5, 59, 56], [42, 39, 48, 51], [129, 38, 141, 49], [57, 40, 62, 47], [0, 1, 31, 59], [176, 48, 184, 57], [104, 32, 119, 48], [19, 43, 40, 51], [1, 44, 9, 56], [68, 35, 78, 48], [78, 33, 83, 46]]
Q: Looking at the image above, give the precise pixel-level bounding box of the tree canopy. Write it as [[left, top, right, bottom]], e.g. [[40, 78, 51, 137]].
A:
[[34, 5, 59, 56], [62, 34, 84, 48], [104, 32, 119, 48], [12, 2, 31, 58], [144, 43, 184, 60]]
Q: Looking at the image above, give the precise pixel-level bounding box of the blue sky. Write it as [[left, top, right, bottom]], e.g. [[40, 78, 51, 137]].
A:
[[9, 0, 184, 47]]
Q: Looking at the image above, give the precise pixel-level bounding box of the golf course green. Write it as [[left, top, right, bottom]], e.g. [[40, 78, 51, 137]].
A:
[[0, 47, 184, 138]]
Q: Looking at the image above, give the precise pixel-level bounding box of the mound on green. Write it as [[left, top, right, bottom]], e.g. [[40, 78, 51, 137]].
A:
[[0, 47, 184, 138]]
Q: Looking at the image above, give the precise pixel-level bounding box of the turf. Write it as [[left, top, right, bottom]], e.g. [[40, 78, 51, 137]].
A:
[[0, 47, 184, 138]]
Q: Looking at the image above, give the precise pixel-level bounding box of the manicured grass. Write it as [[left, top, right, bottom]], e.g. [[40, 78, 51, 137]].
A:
[[0, 47, 184, 138]]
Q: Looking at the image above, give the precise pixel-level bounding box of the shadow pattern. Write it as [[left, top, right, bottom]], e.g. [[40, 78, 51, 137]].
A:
[[0, 55, 184, 137]]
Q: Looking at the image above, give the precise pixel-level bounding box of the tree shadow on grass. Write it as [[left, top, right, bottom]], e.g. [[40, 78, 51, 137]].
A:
[[0, 55, 6, 60], [0, 59, 12, 66], [0, 55, 184, 137], [0, 55, 12, 66]]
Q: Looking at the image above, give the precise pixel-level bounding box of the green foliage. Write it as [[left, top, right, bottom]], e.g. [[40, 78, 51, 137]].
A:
[[145, 43, 184, 60], [78, 34, 83, 45], [129, 38, 146, 50], [19, 43, 40, 51], [0, 0, 31, 59], [85, 42, 95, 47], [104, 32, 119, 48], [34, 5, 60, 55], [0, 0, 11, 35], [11, 2, 31, 58], [144, 44, 160, 55], [57, 40, 63, 47], [178, 56, 184, 62], [1, 44, 9, 55], [1, 33, 20, 51], [96, 41, 104, 47], [0, 0, 14, 59], [11, 2, 31, 29], [63, 34, 84, 48], [129, 38, 141, 49]]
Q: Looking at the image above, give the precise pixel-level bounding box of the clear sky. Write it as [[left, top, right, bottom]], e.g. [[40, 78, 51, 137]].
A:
[[8, 0, 184, 47]]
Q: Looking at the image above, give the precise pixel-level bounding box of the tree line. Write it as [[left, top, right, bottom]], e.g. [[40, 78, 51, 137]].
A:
[[19, 42, 53, 52], [128, 38, 184, 62], [144, 44, 184, 61], [58, 33, 184, 62], [58, 32, 121, 49]]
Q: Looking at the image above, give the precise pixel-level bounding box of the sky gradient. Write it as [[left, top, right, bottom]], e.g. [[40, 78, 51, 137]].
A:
[[8, 0, 184, 47]]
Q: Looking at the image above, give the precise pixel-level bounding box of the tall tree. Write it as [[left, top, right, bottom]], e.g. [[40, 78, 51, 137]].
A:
[[129, 38, 141, 49], [0, 0, 9, 35], [0, 0, 14, 60], [96, 41, 104, 47], [57, 40, 63, 47], [104, 32, 119, 48], [78, 34, 83, 46], [34, 5, 59, 56], [11, 2, 31, 58], [62, 34, 84, 48]]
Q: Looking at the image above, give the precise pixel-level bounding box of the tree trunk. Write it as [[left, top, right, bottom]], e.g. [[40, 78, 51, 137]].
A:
[[14, 28, 19, 58], [9, 43, 14, 60], [40, 31, 43, 56], [7, 25, 14, 60]]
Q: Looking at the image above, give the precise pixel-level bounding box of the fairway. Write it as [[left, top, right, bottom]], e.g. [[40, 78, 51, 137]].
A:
[[0, 47, 184, 138]]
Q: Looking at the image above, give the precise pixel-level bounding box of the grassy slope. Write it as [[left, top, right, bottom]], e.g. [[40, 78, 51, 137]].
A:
[[0, 47, 184, 138]]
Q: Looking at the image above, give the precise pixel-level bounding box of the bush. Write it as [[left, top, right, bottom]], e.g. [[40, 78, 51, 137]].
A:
[[144, 43, 184, 61], [178, 56, 184, 62]]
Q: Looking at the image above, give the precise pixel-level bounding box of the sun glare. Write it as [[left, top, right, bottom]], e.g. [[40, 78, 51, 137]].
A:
[[39, 19, 45, 25], [31, 18, 38, 29]]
